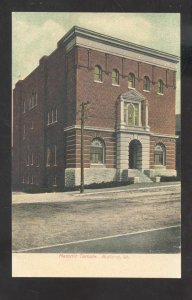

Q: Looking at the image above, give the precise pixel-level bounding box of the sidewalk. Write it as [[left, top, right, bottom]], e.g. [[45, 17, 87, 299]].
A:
[[12, 181, 181, 205]]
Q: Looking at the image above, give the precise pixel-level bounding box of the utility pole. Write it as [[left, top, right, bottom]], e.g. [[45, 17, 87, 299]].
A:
[[80, 101, 89, 193]]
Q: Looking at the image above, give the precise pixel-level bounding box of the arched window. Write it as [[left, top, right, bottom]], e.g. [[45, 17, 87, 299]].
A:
[[124, 103, 139, 126], [158, 79, 164, 94], [143, 76, 150, 91], [94, 65, 102, 82], [154, 144, 166, 166], [112, 69, 119, 85], [90, 138, 105, 164], [128, 73, 135, 88]]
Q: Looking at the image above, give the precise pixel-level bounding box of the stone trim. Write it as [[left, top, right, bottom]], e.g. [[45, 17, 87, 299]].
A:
[[64, 126, 178, 140], [151, 132, 179, 139], [58, 26, 179, 71], [64, 125, 115, 133]]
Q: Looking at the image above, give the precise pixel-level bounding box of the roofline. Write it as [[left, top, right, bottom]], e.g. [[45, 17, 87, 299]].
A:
[[58, 26, 180, 64]]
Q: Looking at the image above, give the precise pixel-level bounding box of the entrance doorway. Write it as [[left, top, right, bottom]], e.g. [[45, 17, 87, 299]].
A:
[[129, 140, 142, 169]]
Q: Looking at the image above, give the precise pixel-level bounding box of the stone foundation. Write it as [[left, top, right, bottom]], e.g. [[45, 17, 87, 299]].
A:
[[65, 167, 177, 187], [65, 168, 117, 187], [144, 168, 177, 178]]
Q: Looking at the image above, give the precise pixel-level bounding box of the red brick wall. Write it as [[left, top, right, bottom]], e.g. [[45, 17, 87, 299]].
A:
[[150, 136, 176, 169], [12, 41, 177, 188], [13, 64, 46, 187], [65, 128, 116, 169], [76, 46, 176, 135]]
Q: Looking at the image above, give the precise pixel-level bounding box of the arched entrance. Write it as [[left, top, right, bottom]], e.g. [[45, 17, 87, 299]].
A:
[[129, 140, 142, 169]]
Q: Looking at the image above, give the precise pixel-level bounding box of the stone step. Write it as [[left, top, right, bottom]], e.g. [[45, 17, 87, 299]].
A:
[[128, 169, 153, 183]]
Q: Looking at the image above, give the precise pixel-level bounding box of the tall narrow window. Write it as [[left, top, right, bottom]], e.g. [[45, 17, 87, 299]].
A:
[[31, 93, 35, 107], [47, 147, 51, 166], [112, 69, 119, 85], [94, 65, 102, 82], [55, 108, 57, 122], [158, 80, 164, 94], [154, 144, 166, 166], [27, 151, 30, 166], [54, 145, 57, 166], [90, 139, 105, 164], [30, 152, 33, 165], [29, 96, 32, 109], [23, 124, 26, 139], [53, 176, 57, 186], [125, 103, 140, 126], [22, 99, 26, 113], [143, 76, 150, 91], [128, 73, 135, 88], [128, 104, 135, 126], [47, 112, 50, 125], [34, 92, 37, 106], [134, 103, 139, 126]]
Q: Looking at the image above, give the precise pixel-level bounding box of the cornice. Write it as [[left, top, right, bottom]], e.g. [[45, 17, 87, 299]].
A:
[[58, 26, 180, 64]]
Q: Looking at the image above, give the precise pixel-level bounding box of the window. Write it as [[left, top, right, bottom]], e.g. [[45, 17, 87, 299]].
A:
[[158, 80, 164, 94], [47, 108, 57, 125], [124, 103, 140, 126], [29, 92, 37, 109], [46, 145, 57, 166], [23, 124, 26, 139], [36, 155, 39, 167], [30, 152, 33, 165], [22, 99, 26, 113], [34, 92, 38, 106], [90, 139, 105, 164], [27, 151, 30, 166], [53, 176, 57, 186], [30, 174, 34, 184], [128, 73, 135, 89], [47, 112, 50, 125], [154, 144, 166, 166], [94, 65, 102, 82], [54, 108, 57, 122], [46, 146, 51, 166], [54, 145, 57, 166], [143, 76, 150, 91], [30, 121, 34, 129], [112, 69, 119, 85]]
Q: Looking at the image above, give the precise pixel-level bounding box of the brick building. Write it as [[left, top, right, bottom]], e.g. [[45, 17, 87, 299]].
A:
[[12, 26, 179, 189]]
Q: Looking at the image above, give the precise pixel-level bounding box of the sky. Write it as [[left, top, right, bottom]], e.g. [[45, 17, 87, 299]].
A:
[[12, 12, 180, 113]]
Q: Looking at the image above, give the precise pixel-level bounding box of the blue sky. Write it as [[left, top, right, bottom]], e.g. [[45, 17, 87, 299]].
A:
[[12, 12, 180, 113]]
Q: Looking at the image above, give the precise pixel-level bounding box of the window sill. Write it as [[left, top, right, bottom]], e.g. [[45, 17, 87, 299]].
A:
[[143, 89, 150, 93], [47, 121, 58, 126], [128, 87, 135, 90], [157, 93, 164, 96], [90, 163, 106, 168], [94, 80, 103, 84], [112, 84, 120, 87], [154, 165, 166, 169]]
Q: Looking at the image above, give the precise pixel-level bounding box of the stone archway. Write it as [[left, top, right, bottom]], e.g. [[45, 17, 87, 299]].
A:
[[129, 139, 142, 169]]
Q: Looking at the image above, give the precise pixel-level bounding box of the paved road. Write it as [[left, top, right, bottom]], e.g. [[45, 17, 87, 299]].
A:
[[18, 225, 180, 253]]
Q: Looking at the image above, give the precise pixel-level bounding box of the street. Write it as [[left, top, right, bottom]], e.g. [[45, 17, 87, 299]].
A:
[[12, 183, 181, 253]]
